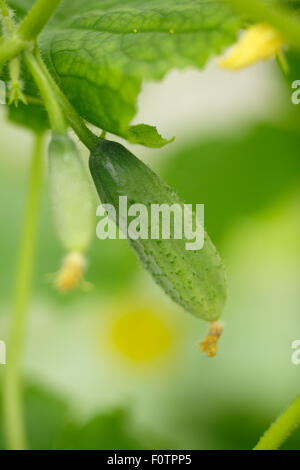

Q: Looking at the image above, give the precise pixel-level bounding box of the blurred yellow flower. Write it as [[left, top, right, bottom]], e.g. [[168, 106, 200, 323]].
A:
[[220, 23, 284, 70], [111, 307, 174, 363]]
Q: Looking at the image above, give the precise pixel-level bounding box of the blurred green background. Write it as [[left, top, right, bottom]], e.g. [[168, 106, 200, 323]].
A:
[[0, 56, 299, 450]]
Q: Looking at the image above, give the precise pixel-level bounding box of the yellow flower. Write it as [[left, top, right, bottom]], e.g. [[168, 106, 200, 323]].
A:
[[220, 23, 284, 70], [94, 291, 185, 370], [111, 307, 174, 363]]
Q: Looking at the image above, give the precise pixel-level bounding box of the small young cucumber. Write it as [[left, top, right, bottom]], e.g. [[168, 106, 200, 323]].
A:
[[89, 139, 227, 323], [48, 134, 95, 291], [49, 133, 94, 253]]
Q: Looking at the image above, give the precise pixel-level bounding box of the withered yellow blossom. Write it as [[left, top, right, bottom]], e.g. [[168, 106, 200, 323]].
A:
[[200, 320, 223, 357], [55, 252, 86, 292]]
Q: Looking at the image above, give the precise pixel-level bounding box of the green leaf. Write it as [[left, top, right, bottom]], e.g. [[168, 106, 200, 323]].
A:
[[126, 124, 174, 148], [7, 0, 240, 146]]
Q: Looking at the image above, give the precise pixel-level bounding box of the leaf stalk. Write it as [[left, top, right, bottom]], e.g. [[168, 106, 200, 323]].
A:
[[25, 49, 66, 133], [254, 396, 300, 450]]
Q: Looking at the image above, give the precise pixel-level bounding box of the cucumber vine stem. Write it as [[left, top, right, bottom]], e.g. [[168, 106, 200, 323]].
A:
[[0, 34, 25, 69], [0, 0, 62, 67], [3, 133, 45, 450], [254, 396, 300, 450], [24, 49, 66, 133], [0, 0, 14, 35], [34, 48, 98, 151], [18, 0, 62, 41], [25, 46, 98, 149]]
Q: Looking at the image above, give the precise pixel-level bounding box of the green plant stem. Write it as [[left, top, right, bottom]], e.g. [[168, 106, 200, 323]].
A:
[[18, 0, 62, 41], [34, 49, 98, 150], [25, 50, 66, 133], [9, 56, 21, 83], [3, 133, 45, 450], [254, 396, 300, 450], [8, 55, 28, 106], [0, 0, 62, 68], [0, 35, 26, 68], [0, 0, 14, 34], [226, 0, 300, 50], [25, 47, 97, 149]]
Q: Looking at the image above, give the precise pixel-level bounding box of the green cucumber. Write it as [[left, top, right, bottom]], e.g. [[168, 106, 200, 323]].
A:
[[89, 139, 227, 322], [48, 133, 94, 253]]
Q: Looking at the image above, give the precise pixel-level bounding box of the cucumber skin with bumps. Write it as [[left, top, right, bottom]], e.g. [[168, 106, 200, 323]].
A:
[[89, 139, 227, 322]]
